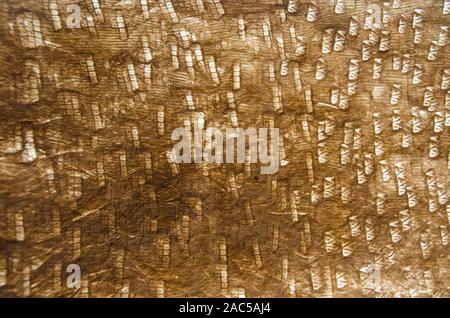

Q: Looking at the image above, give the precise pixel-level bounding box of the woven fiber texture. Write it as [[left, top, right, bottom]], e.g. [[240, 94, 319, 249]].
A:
[[0, 0, 449, 297]]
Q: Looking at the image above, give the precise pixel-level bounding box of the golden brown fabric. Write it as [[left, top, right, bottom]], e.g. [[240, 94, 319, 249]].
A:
[[0, 0, 449, 297]]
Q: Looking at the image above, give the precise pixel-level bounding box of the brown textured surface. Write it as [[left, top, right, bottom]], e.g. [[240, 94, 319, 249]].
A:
[[0, 0, 449, 297]]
